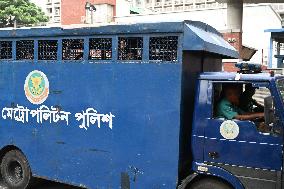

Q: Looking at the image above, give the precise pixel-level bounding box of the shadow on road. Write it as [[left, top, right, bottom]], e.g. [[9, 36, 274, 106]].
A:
[[30, 178, 86, 189], [0, 178, 86, 189]]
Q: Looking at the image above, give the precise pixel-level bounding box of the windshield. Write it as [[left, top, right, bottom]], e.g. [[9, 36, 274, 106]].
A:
[[276, 79, 284, 101]]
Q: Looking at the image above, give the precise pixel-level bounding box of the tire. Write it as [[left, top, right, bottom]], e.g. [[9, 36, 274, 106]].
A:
[[188, 178, 232, 189], [1, 150, 31, 189]]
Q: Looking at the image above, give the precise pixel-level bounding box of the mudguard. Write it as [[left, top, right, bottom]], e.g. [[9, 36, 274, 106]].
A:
[[192, 162, 244, 189]]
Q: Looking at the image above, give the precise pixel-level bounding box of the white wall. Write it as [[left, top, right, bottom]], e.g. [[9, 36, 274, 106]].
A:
[[93, 4, 114, 23], [115, 4, 282, 64], [242, 5, 281, 65], [30, 0, 47, 13], [116, 7, 228, 29], [116, 0, 131, 17]]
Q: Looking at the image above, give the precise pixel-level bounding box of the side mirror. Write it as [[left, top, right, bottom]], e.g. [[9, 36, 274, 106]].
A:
[[264, 96, 274, 125]]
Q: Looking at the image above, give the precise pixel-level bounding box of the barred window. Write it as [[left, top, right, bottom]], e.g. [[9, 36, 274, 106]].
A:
[[89, 38, 112, 60], [149, 36, 178, 61], [0, 41, 12, 60], [62, 39, 84, 60], [38, 40, 58, 60], [16, 40, 34, 60], [118, 37, 143, 60]]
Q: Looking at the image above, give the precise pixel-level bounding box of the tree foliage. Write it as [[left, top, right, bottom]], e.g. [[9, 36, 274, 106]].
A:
[[0, 0, 49, 27]]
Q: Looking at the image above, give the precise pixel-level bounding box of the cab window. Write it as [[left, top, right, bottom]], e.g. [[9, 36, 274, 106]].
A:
[[212, 82, 273, 133]]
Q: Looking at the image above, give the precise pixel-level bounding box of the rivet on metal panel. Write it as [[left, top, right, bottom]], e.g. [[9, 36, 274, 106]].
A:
[[11, 102, 16, 108], [51, 90, 62, 94], [32, 129, 38, 136], [56, 141, 66, 145], [88, 148, 109, 153]]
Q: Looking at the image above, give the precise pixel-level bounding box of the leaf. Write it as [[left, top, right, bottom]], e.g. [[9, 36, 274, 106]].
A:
[[0, 0, 49, 27]]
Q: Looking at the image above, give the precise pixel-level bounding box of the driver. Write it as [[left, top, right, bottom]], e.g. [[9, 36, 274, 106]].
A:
[[239, 84, 264, 113], [217, 84, 264, 121]]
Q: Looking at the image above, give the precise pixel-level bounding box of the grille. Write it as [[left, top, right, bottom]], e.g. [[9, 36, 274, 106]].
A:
[[89, 38, 112, 60], [38, 40, 58, 60], [118, 37, 143, 60], [0, 41, 12, 60], [16, 40, 34, 60], [62, 39, 84, 60], [149, 36, 178, 62]]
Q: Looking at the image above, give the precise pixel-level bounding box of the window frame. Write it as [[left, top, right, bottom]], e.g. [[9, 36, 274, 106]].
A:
[[210, 81, 271, 119]]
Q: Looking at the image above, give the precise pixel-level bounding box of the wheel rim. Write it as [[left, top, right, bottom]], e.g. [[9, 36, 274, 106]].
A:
[[6, 160, 24, 184]]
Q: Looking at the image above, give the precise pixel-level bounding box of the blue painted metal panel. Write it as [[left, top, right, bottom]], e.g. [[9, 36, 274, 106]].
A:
[[0, 61, 182, 188], [183, 23, 239, 58], [191, 80, 209, 162], [12, 61, 62, 179], [0, 23, 184, 38], [265, 29, 284, 33], [199, 72, 284, 81], [204, 119, 282, 170]]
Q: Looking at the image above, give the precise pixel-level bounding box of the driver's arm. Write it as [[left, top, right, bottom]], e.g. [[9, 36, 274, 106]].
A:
[[234, 112, 264, 121]]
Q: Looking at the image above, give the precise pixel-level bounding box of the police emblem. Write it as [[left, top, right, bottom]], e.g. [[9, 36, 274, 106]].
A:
[[220, 120, 239, 140], [24, 70, 49, 105]]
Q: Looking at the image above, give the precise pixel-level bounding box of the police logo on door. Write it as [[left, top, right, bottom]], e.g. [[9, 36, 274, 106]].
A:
[[24, 70, 49, 105], [220, 120, 239, 140]]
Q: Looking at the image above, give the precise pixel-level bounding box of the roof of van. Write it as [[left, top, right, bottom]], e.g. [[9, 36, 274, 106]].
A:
[[0, 21, 218, 36], [199, 72, 284, 81], [0, 21, 239, 59]]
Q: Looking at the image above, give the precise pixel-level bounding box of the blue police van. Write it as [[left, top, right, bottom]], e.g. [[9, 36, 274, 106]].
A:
[[0, 21, 283, 189]]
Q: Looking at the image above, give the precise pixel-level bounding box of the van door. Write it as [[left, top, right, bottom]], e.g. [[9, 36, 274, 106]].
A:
[[203, 81, 283, 189]]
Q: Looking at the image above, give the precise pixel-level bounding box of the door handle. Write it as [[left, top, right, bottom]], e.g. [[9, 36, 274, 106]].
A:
[[208, 152, 219, 159]]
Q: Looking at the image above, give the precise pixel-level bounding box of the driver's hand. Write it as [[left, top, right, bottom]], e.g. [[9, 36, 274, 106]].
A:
[[256, 112, 264, 118], [258, 122, 270, 133]]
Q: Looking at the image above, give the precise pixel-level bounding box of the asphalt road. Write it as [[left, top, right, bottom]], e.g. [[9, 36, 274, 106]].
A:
[[0, 178, 85, 189]]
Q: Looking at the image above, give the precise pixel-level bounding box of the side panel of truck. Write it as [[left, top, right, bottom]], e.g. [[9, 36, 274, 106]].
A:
[[0, 62, 182, 189]]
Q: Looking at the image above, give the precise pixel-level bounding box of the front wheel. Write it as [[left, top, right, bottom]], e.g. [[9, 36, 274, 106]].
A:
[[189, 178, 232, 189], [1, 149, 31, 189]]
